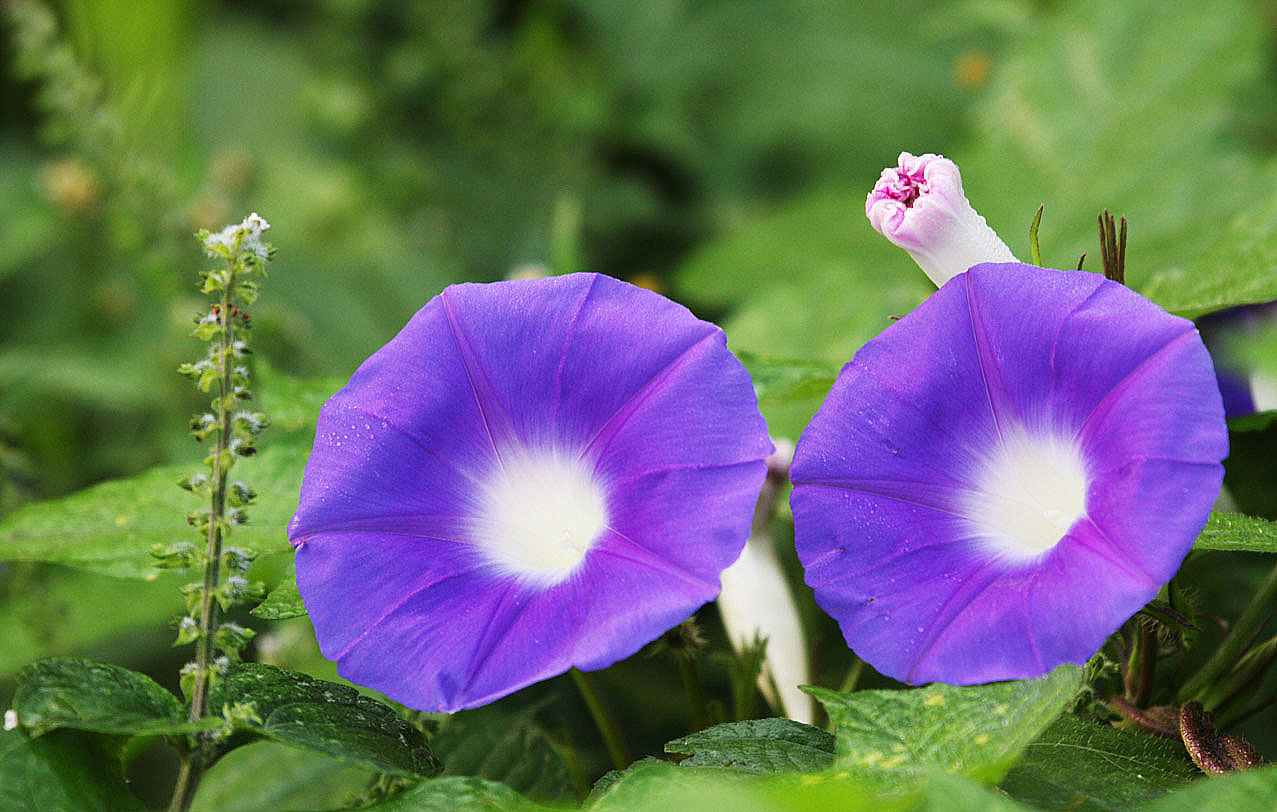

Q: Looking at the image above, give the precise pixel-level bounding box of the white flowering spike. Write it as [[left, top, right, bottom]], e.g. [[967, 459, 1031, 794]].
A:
[[717, 438, 812, 724], [4, 709, 17, 731], [204, 212, 272, 261], [866, 152, 1017, 287]]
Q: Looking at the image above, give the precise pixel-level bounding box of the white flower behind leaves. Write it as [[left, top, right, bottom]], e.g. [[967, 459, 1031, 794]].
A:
[[717, 439, 812, 725], [866, 152, 1016, 287]]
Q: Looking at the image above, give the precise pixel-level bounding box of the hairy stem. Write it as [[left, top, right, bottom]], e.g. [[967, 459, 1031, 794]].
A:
[[571, 668, 631, 771], [188, 275, 234, 727], [1180, 560, 1277, 704]]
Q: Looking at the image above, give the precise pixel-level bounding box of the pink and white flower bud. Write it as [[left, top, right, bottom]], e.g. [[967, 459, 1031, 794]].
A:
[[866, 152, 1016, 287]]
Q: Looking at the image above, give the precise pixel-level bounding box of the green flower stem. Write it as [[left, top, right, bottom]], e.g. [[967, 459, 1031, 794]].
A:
[[570, 668, 631, 771], [676, 650, 710, 732], [839, 655, 865, 694], [1207, 633, 1277, 728], [1124, 621, 1157, 707], [1180, 559, 1277, 704]]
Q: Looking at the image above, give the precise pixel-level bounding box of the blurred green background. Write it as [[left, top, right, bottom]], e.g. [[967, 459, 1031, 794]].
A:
[[1, 0, 1275, 805], [2, 0, 1274, 497]]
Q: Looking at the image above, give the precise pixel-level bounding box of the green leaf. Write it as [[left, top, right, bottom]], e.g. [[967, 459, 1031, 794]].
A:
[[0, 442, 306, 578], [1228, 410, 1277, 433], [1138, 764, 1277, 812], [251, 561, 305, 619], [208, 663, 440, 778], [1193, 512, 1277, 553], [586, 761, 761, 812], [191, 740, 374, 812], [588, 760, 1038, 812], [958, 0, 1269, 311], [432, 706, 575, 802], [674, 189, 932, 438], [1140, 169, 1277, 318], [738, 352, 839, 404], [354, 776, 535, 812], [665, 718, 835, 774], [0, 729, 146, 812], [256, 364, 343, 436], [12, 658, 214, 738], [0, 565, 186, 679], [805, 665, 1083, 793], [999, 715, 1197, 811]]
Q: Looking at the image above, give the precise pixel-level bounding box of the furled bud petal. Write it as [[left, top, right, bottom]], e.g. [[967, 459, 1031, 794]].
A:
[[866, 152, 1016, 287], [716, 438, 810, 724]]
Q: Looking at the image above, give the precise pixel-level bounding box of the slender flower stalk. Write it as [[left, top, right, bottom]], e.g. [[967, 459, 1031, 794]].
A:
[[162, 214, 272, 812]]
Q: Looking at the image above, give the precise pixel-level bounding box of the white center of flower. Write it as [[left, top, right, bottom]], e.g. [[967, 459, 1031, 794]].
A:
[[472, 451, 608, 585], [963, 430, 1088, 559]]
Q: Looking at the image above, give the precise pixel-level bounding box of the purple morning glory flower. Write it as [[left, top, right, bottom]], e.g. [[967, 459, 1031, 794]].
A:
[[289, 272, 771, 712], [791, 263, 1227, 686]]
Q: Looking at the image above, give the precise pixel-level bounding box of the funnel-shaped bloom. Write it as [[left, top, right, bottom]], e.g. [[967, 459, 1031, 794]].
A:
[[290, 272, 771, 711], [866, 152, 1016, 287], [791, 263, 1226, 685]]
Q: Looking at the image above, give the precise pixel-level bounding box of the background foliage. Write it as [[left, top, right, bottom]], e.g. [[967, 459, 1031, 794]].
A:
[[0, 0, 1275, 809]]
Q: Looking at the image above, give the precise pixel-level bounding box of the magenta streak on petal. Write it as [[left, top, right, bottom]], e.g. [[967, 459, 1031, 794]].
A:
[[797, 478, 973, 520], [296, 522, 477, 544], [905, 557, 1010, 683], [1088, 456, 1222, 478], [330, 564, 497, 661], [815, 533, 988, 586], [1018, 589, 1047, 674], [578, 329, 718, 463], [964, 274, 1019, 448], [460, 582, 535, 697], [441, 289, 518, 466], [335, 402, 487, 489], [604, 458, 764, 491], [601, 526, 720, 592], [1046, 280, 1108, 377], [1071, 517, 1159, 587], [1072, 329, 1197, 447], [550, 274, 599, 430], [850, 364, 991, 463]]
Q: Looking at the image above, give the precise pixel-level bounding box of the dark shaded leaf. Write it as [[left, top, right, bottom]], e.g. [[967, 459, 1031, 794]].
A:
[[353, 776, 533, 812], [432, 706, 575, 802], [191, 740, 373, 812], [0, 729, 146, 812], [12, 658, 212, 737], [1000, 715, 1197, 811], [208, 663, 440, 778]]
